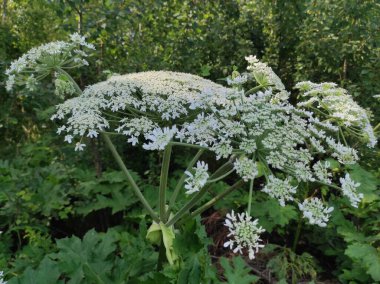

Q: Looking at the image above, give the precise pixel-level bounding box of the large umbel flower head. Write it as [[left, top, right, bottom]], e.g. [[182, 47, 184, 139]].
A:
[[49, 57, 371, 228], [6, 38, 372, 230], [224, 210, 265, 260]]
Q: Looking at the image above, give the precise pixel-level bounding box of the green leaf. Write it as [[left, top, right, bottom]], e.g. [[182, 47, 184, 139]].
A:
[[220, 256, 259, 284], [251, 198, 297, 232], [347, 164, 379, 202], [8, 257, 62, 284], [51, 229, 117, 283], [345, 243, 380, 281]]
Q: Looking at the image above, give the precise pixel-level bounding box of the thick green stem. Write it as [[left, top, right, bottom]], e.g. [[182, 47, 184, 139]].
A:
[[247, 178, 254, 214], [57, 67, 83, 95], [166, 149, 204, 219], [189, 179, 245, 218], [156, 238, 166, 271], [292, 217, 303, 252], [159, 145, 172, 222], [102, 132, 159, 223]]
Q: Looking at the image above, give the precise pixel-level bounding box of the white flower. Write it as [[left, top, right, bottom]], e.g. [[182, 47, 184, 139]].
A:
[[245, 55, 285, 91], [262, 175, 297, 206], [0, 271, 7, 284], [75, 142, 86, 151], [143, 126, 177, 151], [313, 161, 332, 184], [87, 129, 98, 138], [325, 138, 359, 165], [339, 173, 363, 208], [5, 74, 15, 91], [224, 210, 265, 260], [298, 198, 334, 227], [233, 156, 258, 181], [227, 74, 248, 86], [64, 135, 73, 143], [184, 161, 209, 194], [127, 136, 139, 146], [69, 32, 95, 49]]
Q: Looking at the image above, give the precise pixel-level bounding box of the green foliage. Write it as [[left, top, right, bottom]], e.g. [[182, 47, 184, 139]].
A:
[[220, 256, 259, 284], [265, 245, 318, 283], [250, 195, 298, 233], [8, 226, 160, 284]]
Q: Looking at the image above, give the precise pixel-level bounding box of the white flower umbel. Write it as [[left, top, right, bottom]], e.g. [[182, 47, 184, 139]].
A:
[[298, 198, 334, 227], [142, 126, 177, 151], [5, 33, 94, 92], [184, 161, 209, 195], [262, 175, 297, 206], [233, 156, 258, 181], [224, 210, 265, 260], [339, 173, 363, 208], [296, 81, 377, 148]]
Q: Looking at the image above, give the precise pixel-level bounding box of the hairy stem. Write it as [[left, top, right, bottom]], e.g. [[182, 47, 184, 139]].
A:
[[159, 145, 172, 222], [102, 132, 159, 223], [292, 217, 303, 252], [156, 238, 166, 271], [247, 178, 254, 214]]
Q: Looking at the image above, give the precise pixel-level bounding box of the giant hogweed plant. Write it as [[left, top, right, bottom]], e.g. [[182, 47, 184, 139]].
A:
[[5, 34, 377, 269]]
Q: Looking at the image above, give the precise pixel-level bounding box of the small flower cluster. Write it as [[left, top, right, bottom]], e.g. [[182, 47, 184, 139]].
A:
[[339, 173, 363, 208], [296, 81, 377, 148], [298, 198, 334, 227], [143, 126, 177, 151], [184, 161, 209, 194], [233, 156, 258, 181], [245, 55, 285, 91], [224, 210, 265, 260], [313, 161, 332, 184], [262, 175, 297, 207], [5, 33, 94, 92]]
